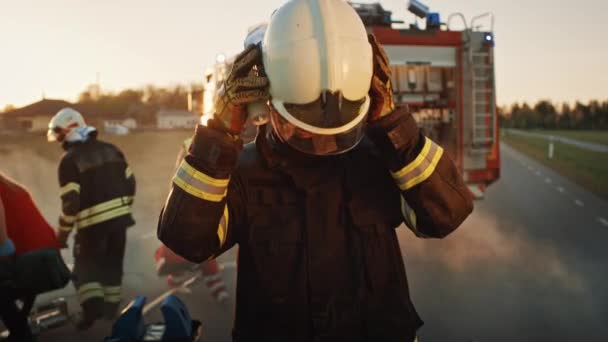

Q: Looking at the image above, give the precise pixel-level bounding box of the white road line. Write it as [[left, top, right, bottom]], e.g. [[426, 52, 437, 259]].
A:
[[141, 232, 157, 240], [220, 261, 237, 270], [544, 178, 552, 184], [574, 199, 584, 207], [535, 171, 541, 176], [598, 217, 608, 227], [556, 186, 565, 193], [143, 274, 200, 315]]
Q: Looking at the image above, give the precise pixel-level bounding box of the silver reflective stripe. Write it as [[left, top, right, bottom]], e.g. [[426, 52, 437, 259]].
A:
[[175, 167, 227, 196], [392, 137, 444, 191], [172, 160, 229, 202]]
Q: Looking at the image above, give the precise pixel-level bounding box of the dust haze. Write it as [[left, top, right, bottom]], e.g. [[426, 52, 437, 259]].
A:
[[2, 132, 606, 341]]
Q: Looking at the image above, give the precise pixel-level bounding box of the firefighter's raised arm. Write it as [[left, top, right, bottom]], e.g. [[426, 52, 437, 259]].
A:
[[157, 125, 247, 262], [365, 35, 473, 238], [158, 44, 268, 262]]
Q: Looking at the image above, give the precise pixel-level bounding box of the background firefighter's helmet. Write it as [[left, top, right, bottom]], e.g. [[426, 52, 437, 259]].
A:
[[262, 0, 373, 155], [47, 107, 88, 142]]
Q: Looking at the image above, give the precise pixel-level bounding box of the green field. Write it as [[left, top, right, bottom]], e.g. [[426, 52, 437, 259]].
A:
[[528, 129, 608, 146], [502, 132, 608, 200]]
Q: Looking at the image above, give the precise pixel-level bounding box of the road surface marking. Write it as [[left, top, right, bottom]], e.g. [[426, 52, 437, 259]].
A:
[[535, 171, 541, 176], [527, 166, 534, 171], [544, 178, 552, 184], [220, 261, 237, 270], [556, 186, 565, 193], [141, 232, 157, 240], [598, 217, 608, 227], [574, 199, 584, 207], [141, 260, 233, 315], [143, 274, 200, 315]]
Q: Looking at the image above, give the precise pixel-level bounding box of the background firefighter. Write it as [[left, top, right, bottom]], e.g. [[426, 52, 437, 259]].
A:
[[158, 0, 473, 340], [47, 108, 137, 330]]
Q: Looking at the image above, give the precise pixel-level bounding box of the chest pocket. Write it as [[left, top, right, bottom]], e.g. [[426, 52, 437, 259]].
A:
[[246, 184, 304, 297]]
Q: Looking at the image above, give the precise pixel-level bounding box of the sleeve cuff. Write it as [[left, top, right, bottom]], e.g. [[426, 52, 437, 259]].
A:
[[0, 239, 15, 256], [365, 108, 423, 169], [187, 124, 242, 179]]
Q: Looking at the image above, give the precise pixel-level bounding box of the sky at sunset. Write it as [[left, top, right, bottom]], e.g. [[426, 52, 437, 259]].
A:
[[1, 0, 607, 109]]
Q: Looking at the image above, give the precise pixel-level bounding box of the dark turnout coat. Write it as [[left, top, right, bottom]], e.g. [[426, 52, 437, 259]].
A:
[[158, 109, 473, 342]]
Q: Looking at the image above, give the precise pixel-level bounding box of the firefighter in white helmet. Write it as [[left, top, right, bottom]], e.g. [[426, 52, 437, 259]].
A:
[[159, 0, 473, 340], [48, 108, 136, 330]]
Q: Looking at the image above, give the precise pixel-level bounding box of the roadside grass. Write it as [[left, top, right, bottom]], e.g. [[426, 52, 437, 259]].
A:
[[502, 132, 608, 201], [529, 129, 608, 146]]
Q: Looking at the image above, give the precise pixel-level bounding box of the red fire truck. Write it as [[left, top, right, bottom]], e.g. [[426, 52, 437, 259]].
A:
[[352, 1, 500, 199], [199, 1, 500, 199]]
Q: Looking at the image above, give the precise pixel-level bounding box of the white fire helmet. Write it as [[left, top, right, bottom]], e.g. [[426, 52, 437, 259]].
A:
[[47, 107, 87, 142], [262, 0, 373, 155]]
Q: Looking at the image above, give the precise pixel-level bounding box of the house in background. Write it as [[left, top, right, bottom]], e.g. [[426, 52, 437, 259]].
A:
[[104, 118, 137, 135], [0, 99, 73, 133], [156, 109, 198, 129]]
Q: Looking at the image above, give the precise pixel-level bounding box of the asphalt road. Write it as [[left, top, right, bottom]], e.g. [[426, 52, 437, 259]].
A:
[[507, 129, 608, 153], [21, 144, 608, 341]]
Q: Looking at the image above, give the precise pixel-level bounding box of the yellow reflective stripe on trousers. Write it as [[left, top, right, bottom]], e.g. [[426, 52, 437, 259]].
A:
[[173, 160, 229, 202], [60, 182, 80, 196], [103, 286, 122, 303], [77, 196, 132, 219], [77, 205, 131, 229], [392, 137, 444, 191], [125, 166, 133, 179], [78, 282, 104, 304], [217, 205, 229, 247]]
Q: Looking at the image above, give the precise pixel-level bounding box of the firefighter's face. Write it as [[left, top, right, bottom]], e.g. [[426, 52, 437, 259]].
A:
[[268, 106, 314, 140]]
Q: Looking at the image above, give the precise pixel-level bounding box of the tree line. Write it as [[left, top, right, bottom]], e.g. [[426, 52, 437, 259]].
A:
[[76, 84, 199, 124], [499, 100, 608, 130]]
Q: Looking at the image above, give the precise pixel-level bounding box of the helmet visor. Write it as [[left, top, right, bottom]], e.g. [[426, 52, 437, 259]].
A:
[[47, 126, 64, 142], [270, 108, 367, 156]]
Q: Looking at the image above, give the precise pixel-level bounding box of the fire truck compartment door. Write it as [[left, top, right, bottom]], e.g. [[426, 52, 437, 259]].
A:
[[383, 46, 456, 67]]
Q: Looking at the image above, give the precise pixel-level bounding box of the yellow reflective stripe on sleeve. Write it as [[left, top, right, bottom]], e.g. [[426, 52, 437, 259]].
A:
[[173, 160, 229, 202], [125, 166, 133, 179], [58, 224, 73, 232], [77, 282, 104, 304], [400, 196, 417, 230], [183, 138, 193, 151], [400, 196, 430, 238], [60, 214, 77, 224], [60, 182, 80, 196], [77, 205, 131, 229], [392, 137, 444, 191], [60, 214, 76, 224], [217, 205, 229, 247]]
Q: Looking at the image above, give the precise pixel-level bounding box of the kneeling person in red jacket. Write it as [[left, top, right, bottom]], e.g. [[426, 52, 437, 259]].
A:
[[0, 172, 60, 342]]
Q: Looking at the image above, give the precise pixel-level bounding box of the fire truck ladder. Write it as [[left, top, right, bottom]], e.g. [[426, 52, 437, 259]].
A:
[[470, 49, 496, 152]]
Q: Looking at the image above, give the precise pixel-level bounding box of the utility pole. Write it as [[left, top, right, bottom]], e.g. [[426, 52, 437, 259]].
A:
[[95, 72, 101, 100]]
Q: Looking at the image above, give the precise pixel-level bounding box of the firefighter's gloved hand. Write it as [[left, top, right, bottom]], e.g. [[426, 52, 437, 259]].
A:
[[367, 34, 396, 121], [56, 229, 70, 249], [212, 44, 269, 136]]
